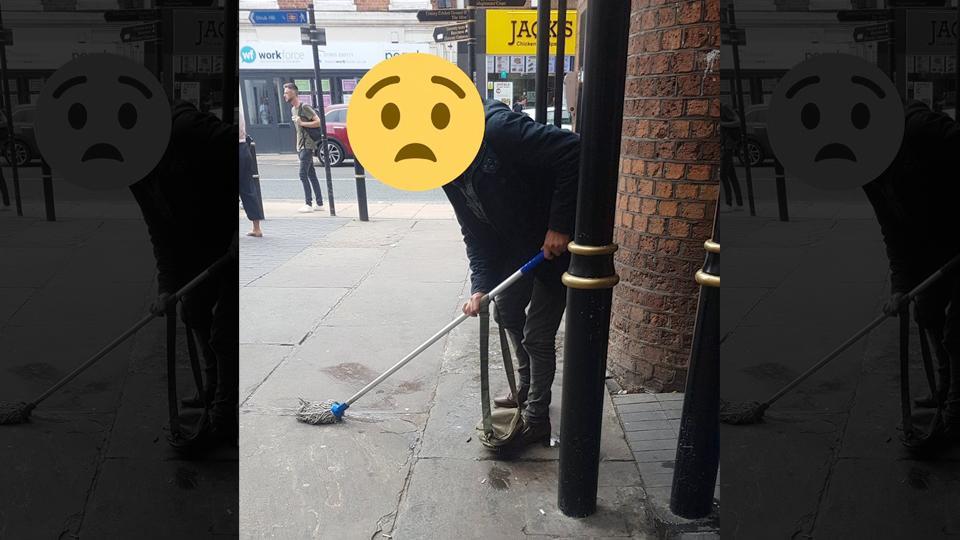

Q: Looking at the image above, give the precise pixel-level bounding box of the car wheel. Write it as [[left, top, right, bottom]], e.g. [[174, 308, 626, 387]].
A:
[[2, 140, 31, 167], [316, 140, 344, 167], [736, 140, 763, 167]]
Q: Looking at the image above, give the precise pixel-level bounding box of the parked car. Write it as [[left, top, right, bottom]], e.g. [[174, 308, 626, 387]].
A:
[[735, 104, 773, 167], [0, 105, 39, 167], [314, 104, 354, 167], [521, 106, 573, 131]]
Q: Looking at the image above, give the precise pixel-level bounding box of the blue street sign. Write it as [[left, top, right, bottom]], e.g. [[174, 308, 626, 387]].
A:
[[248, 10, 308, 25]]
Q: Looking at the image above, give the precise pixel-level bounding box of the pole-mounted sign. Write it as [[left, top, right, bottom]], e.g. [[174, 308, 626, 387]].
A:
[[433, 23, 471, 43]]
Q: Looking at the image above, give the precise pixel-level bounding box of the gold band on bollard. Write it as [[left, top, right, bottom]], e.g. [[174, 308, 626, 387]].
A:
[[561, 272, 620, 290], [695, 269, 719, 288], [567, 242, 619, 256], [704, 239, 720, 254]]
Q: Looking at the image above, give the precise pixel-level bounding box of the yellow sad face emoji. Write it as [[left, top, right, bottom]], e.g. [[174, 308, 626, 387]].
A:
[[347, 53, 485, 191]]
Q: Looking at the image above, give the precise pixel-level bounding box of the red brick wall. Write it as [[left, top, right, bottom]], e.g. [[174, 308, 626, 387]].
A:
[[608, 0, 720, 392], [278, 0, 314, 8], [356, 0, 390, 10]]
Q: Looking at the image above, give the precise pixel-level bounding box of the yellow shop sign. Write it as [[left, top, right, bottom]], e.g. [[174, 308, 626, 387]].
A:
[[486, 10, 577, 55]]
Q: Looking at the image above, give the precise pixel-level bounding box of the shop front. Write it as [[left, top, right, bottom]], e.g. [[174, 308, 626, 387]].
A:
[[163, 8, 226, 117], [900, 8, 957, 118], [482, 8, 577, 112], [239, 41, 429, 153]]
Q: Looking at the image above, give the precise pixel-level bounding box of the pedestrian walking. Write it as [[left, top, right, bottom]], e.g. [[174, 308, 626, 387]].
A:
[[130, 99, 238, 452], [282, 82, 324, 213], [719, 103, 743, 208], [443, 98, 580, 451], [238, 104, 264, 237], [863, 99, 960, 444]]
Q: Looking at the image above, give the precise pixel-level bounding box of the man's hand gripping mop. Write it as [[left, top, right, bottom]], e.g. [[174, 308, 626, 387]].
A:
[[297, 251, 547, 425]]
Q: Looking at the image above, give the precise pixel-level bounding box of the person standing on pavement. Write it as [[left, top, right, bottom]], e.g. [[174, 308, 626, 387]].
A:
[[512, 95, 527, 113], [719, 103, 743, 208], [282, 82, 324, 213], [130, 99, 239, 452], [239, 102, 264, 237], [864, 99, 960, 444], [444, 98, 579, 451]]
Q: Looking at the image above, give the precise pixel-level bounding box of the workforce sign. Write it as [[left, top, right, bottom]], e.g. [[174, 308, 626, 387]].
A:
[[485, 10, 577, 55]]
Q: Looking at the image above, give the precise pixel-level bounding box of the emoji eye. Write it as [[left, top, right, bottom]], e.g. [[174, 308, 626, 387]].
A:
[[801, 103, 819, 129], [68, 103, 86, 130], [381, 103, 400, 129], [431, 103, 450, 129], [118, 103, 137, 130], [851, 103, 870, 130]]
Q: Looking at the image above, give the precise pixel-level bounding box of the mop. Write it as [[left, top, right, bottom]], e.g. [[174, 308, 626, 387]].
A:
[[297, 251, 546, 425], [0, 254, 232, 425], [721, 252, 960, 425]]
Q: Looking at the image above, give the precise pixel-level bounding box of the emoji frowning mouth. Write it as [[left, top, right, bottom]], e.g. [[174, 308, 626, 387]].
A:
[[395, 143, 437, 162], [814, 143, 857, 162], [81, 143, 124, 162]]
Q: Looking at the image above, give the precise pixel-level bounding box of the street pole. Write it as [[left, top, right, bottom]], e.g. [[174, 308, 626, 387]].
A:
[[728, 5, 755, 216], [309, 3, 336, 217], [669, 206, 719, 519], [557, 0, 631, 519], [0, 4, 22, 216], [222, 0, 237, 125], [467, 0, 476, 89], [553, 0, 567, 128], [774, 157, 788, 222], [535, 0, 550, 124], [354, 160, 369, 222]]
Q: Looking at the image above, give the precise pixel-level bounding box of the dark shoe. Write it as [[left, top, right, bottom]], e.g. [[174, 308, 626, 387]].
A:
[[510, 417, 551, 448], [169, 417, 237, 454], [494, 386, 528, 409]]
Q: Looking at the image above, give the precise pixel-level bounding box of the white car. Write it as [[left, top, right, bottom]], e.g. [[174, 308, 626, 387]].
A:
[[521, 106, 573, 132]]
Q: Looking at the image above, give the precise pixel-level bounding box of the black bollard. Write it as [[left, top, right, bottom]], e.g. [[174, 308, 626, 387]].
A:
[[774, 158, 789, 222], [557, 0, 632, 518], [669, 207, 719, 519], [354, 160, 369, 222], [40, 159, 55, 222]]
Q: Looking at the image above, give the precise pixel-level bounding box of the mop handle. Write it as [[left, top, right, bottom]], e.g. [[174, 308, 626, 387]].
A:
[[763, 251, 960, 408], [29, 254, 232, 407], [344, 251, 546, 406]]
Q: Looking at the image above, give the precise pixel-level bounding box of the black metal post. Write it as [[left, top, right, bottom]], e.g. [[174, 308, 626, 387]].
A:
[[535, 0, 551, 124], [557, 0, 631, 518], [467, 0, 476, 89], [354, 160, 369, 222], [774, 158, 788, 222], [727, 6, 755, 216], [309, 4, 335, 216], [40, 159, 56, 222], [669, 206, 719, 519], [553, 0, 567, 128], [0, 5, 22, 216], [222, 0, 237, 125], [248, 140, 265, 222]]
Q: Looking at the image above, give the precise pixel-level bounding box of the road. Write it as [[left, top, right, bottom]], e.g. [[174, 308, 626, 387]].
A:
[[255, 153, 447, 203]]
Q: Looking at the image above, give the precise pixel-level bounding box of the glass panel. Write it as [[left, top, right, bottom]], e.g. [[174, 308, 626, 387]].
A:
[[243, 79, 279, 126]]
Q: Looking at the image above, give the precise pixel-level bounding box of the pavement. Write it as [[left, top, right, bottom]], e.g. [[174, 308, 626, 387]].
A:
[[239, 201, 664, 539], [720, 168, 960, 538], [0, 178, 238, 538]]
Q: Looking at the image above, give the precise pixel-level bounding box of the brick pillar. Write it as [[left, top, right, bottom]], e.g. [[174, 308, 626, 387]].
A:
[[608, 0, 720, 392]]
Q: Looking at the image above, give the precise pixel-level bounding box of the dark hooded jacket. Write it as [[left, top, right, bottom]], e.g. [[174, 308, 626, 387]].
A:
[[442, 99, 580, 294], [862, 100, 960, 293], [130, 100, 237, 294]]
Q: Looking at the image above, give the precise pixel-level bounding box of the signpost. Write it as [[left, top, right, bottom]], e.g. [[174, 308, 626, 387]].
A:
[[854, 22, 892, 42], [307, 4, 336, 217], [433, 23, 470, 43], [300, 26, 327, 46], [836, 9, 892, 22], [248, 9, 308, 25], [473, 0, 526, 6], [417, 9, 471, 22], [121, 22, 159, 43]]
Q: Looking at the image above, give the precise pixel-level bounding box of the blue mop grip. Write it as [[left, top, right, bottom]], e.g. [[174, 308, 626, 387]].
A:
[[520, 251, 546, 275], [331, 402, 349, 419]]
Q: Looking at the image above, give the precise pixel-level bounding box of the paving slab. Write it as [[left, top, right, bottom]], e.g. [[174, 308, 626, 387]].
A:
[[239, 344, 295, 403], [238, 287, 348, 345], [250, 247, 385, 289]]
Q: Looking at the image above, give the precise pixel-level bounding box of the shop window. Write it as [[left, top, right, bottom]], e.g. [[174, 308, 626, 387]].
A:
[[244, 79, 279, 125]]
